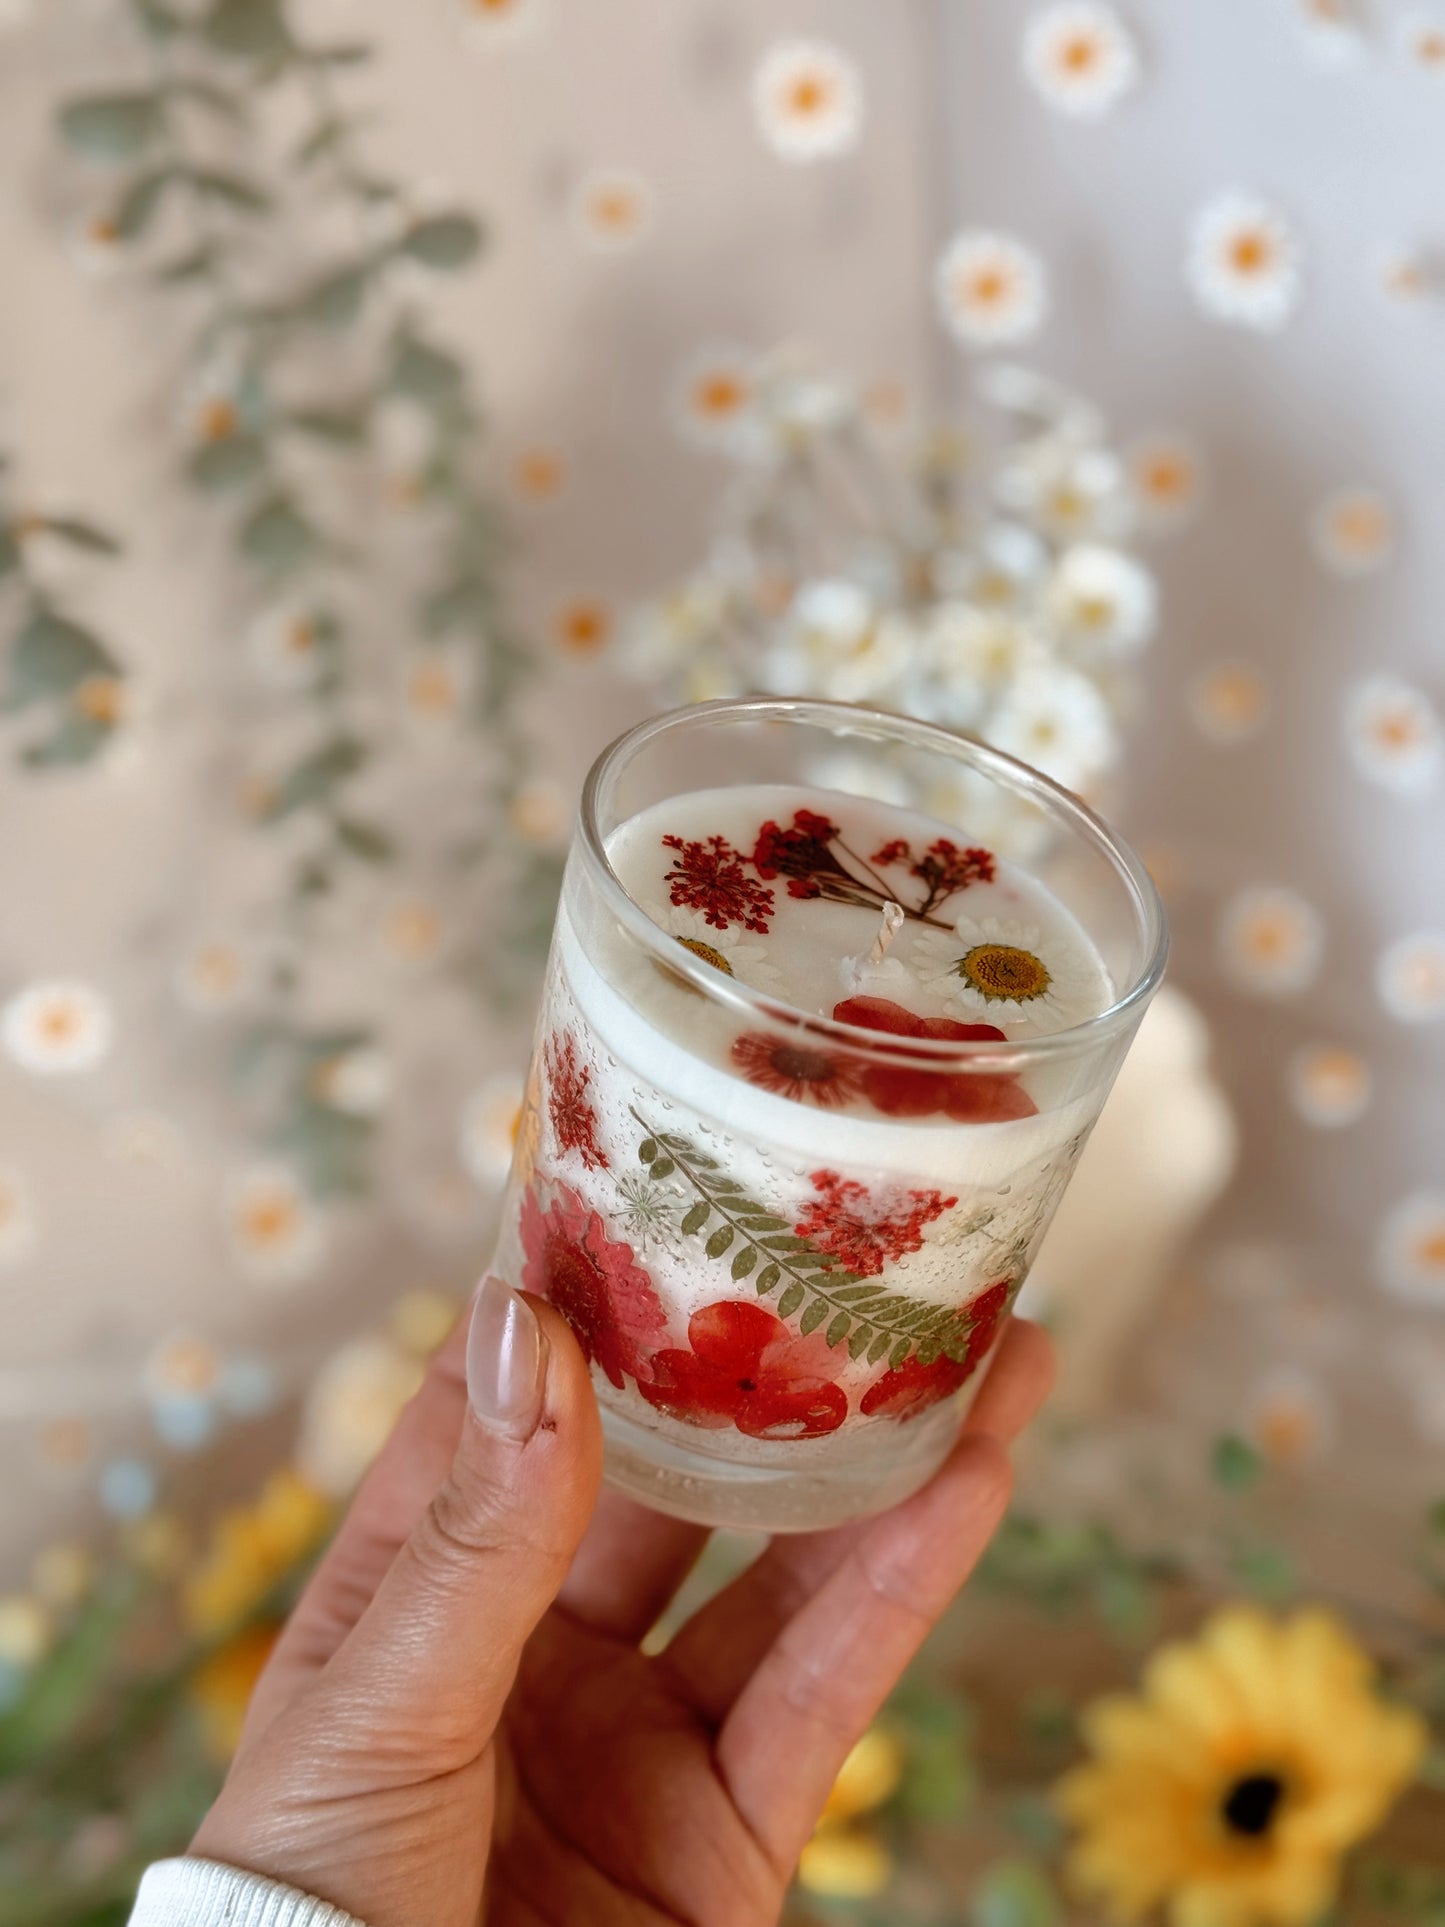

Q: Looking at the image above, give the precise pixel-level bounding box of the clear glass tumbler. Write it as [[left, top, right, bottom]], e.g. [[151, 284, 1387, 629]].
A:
[[492, 699, 1167, 1531]]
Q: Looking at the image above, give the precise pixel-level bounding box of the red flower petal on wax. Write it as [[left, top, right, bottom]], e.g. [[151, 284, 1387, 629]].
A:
[[859, 1276, 1017, 1422], [794, 1170, 956, 1279], [831, 997, 1036, 1122], [520, 1183, 667, 1389], [544, 1030, 609, 1171], [639, 1299, 848, 1440]]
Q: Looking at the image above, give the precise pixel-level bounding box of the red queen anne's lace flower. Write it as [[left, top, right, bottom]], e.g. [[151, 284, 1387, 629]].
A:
[[661, 833, 775, 934], [545, 1030, 609, 1170], [520, 1182, 667, 1388], [794, 1170, 957, 1279], [639, 1299, 847, 1439]]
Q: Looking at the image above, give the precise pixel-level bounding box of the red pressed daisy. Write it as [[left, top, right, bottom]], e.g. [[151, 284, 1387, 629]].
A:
[[544, 1030, 609, 1170], [794, 1170, 957, 1279], [832, 996, 1037, 1124], [661, 833, 775, 934], [859, 1276, 1016, 1423], [638, 1299, 847, 1440], [520, 1183, 667, 1388], [731, 1031, 867, 1109]]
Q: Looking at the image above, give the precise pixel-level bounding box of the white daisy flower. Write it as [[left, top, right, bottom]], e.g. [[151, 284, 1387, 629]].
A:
[[916, 915, 1098, 1032], [509, 781, 569, 845], [1376, 932, 1445, 1021], [552, 596, 614, 657], [1217, 886, 1324, 997], [1293, 0, 1366, 64], [1286, 1043, 1371, 1128], [1377, 247, 1434, 304], [223, 1165, 326, 1286], [460, 1072, 525, 1189], [925, 608, 1040, 711], [994, 441, 1131, 542], [297, 1334, 425, 1499], [752, 39, 863, 163], [937, 521, 1050, 608], [2, 981, 113, 1076], [768, 582, 913, 705], [624, 577, 730, 680], [0, 1165, 36, 1268], [935, 230, 1048, 347], [1187, 193, 1303, 331], [248, 603, 331, 690], [646, 903, 785, 997], [1022, 3, 1141, 117], [1127, 433, 1205, 532], [454, 0, 549, 50], [1397, 9, 1445, 70], [1045, 543, 1158, 658], [175, 938, 257, 1014], [508, 447, 569, 505], [670, 345, 760, 455], [312, 1047, 391, 1118], [1344, 676, 1442, 796], [1189, 661, 1270, 745], [1312, 487, 1395, 575], [1246, 1369, 1334, 1466], [987, 660, 1119, 791], [403, 649, 471, 726], [570, 168, 655, 253], [1376, 1191, 1445, 1309], [380, 897, 449, 969]]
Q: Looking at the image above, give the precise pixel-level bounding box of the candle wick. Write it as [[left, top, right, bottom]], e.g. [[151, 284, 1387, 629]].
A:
[[868, 901, 905, 966]]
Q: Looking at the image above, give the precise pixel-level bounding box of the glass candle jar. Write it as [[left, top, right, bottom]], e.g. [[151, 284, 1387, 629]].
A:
[[492, 699, 1167, 1531]]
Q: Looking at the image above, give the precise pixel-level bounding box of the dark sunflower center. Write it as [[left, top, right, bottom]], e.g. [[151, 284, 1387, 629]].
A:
[[1220, 1772, 1286, 1837], [772, 1046, 836, 1083]]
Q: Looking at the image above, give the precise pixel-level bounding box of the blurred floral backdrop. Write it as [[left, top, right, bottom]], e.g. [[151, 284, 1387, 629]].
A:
[[0, 1, 1442, 1922]]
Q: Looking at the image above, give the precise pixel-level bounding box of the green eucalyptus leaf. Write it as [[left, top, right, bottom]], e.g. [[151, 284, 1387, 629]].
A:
[[776, 1281, 804, 1321], [21, 710, 116, 768], [295, 264, 370, 330], [386, 336, 465, 407], [263, 737, 367, 820], [756, 1263, 780, 1295], [705, 1225, 735, 1259], [798, 1299, 829, 1337], [286, 405, 367, 445], [30, 515, 121, 556], [970, 1861, 1061, 1927], [1211, 1435, 1264, 1492], [4, 611, 117, 709], [681, 1202, 710, 1236], [398, 213, 484, 270], [59, 92, 165, 163], [188, 433, 267, 492], [239, 496, 320, 573], [186, 168, 271, 214], [204, 0, 292, 62], [113, 167, 175, 240], [334, 818, 394, 863]]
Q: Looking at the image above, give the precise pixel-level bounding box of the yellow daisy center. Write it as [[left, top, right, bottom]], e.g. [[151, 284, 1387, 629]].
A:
[[788, 74, 832, 117], [1229, 231, 1274, 276], [1059, 34, 1100, 72], [676, 936, 735, 976], [968, 266, 1011, 307], [955, 943, 1051, 1002], [243, 1197, 296, 1247], [200, 399, 239, 443], [1415, 1230, 1445, 1271], [694, 373, 747, 418]]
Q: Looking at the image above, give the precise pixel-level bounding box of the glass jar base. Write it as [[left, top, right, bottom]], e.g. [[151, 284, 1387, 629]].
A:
[[597, 1397, 964, 1534]]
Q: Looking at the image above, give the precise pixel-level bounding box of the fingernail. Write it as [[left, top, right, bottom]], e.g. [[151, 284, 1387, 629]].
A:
[[466, 1276, 547, 1439]]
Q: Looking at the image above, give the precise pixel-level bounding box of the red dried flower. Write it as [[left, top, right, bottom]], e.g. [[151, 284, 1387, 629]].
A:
[[859, 1276, 1016, 1422], [872, 838, 911, 867], [520, 1182, 668, 1388], [753, 811, 848, 884], [545, 1030, 609, 1171], [831, 996, 1037, 1124], [639, 1299, 848, 1440], [912, 838, 995, 898], [661, 833, 775, 934], [731, 1031, 867, 1108], [794, 1170, 957, 1279]]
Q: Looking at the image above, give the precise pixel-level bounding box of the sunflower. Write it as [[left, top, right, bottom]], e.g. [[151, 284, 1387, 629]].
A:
[[1056, 1605, 1426, 1927]]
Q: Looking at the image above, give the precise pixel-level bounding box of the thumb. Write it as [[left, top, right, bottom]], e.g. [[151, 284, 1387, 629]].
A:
[[319, 1277, 604, 1762]]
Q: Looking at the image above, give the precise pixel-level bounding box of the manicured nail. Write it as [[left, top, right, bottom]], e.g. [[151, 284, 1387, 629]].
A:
[[466, 1276, 546, 1439]]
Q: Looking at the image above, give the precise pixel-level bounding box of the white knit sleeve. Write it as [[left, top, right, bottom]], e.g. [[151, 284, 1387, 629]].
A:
[[127, 1858, 369, 1927]]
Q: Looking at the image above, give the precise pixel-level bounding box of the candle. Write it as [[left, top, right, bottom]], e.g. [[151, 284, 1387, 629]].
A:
[[493, 702, 1165, 1530]]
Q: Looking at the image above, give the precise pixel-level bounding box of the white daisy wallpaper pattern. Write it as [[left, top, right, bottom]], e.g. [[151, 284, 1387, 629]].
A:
[[0, 0, 1441, 1569]]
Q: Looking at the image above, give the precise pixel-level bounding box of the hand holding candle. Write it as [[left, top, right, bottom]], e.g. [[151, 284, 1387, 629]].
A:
[[492, 701, 1166, 1530]]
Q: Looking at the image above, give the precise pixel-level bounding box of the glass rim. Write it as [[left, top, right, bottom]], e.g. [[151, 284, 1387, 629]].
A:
[[578, 697, 1169, 1069]]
